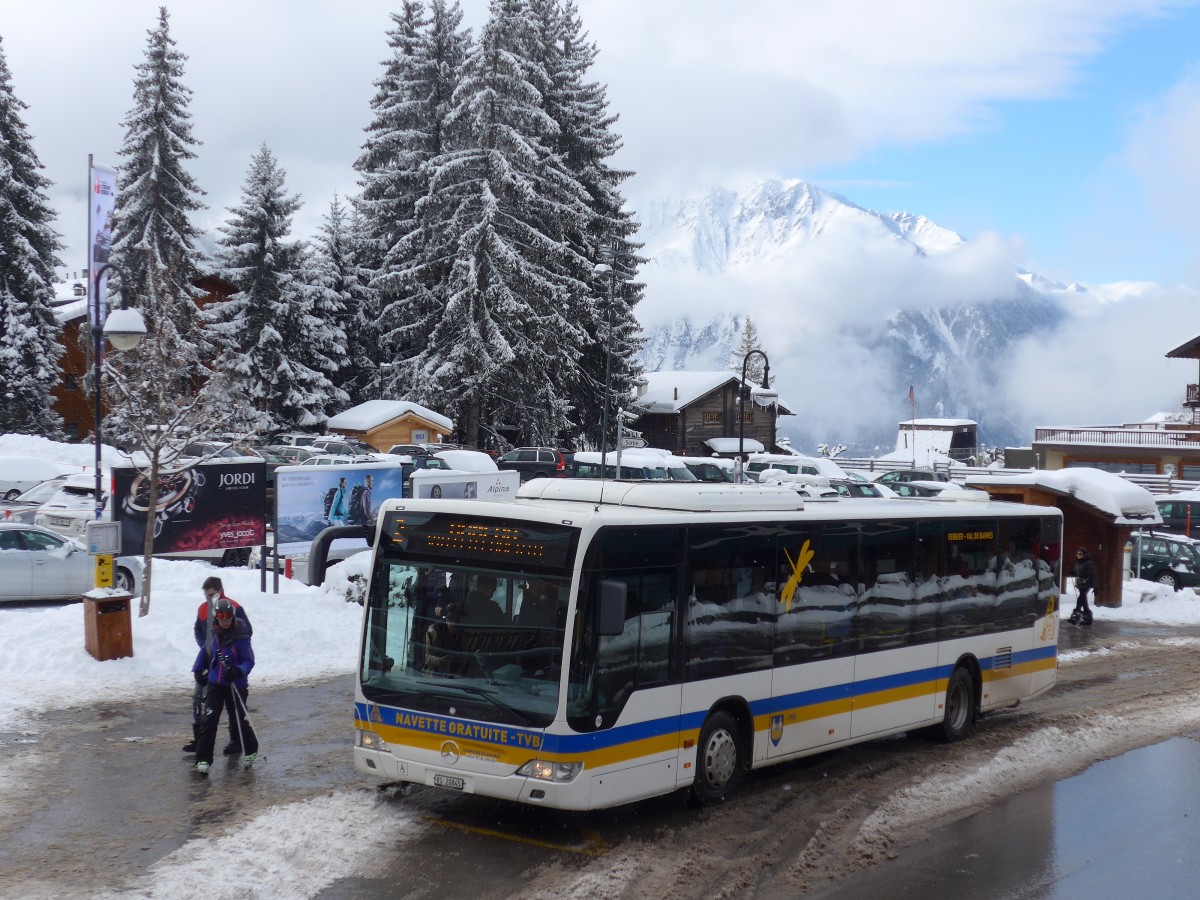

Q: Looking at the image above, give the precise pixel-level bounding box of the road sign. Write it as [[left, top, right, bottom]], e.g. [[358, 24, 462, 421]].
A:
[[620, 437, 647, 449]]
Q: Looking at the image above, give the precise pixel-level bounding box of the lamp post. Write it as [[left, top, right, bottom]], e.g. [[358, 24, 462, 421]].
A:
[[737, 349, 775, 483], [378, 362, 395, 400], [90, 263, 147, 520]]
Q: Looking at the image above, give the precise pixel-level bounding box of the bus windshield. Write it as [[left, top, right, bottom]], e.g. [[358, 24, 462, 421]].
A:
[[360, 512, 578, 728]]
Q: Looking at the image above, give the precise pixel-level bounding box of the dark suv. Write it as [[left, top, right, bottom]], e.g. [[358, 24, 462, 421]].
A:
[[496, 447, 573, 481], [1129, 531, 1200, 590], [1155, 494, 1200, 537]]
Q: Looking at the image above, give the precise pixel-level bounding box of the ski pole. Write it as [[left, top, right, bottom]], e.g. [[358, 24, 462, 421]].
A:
[[232, 683, 257, 745], [230, 685, 247, 753]]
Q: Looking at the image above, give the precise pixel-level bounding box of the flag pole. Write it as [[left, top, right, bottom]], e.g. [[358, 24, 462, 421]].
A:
[[909, 385, 916, 467]]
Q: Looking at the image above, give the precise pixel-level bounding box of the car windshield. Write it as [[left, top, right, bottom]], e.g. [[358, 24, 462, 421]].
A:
[[45, 485, 98, 509], [14, 480, 65, 504]]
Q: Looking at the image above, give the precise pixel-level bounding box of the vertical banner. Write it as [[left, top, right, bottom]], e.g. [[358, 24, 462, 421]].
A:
[[88, 157, 118, 325]]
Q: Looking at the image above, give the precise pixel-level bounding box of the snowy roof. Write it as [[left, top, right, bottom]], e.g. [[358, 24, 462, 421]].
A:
[[901, 418, 977, 427], [327, 400, 453, 433], [705, 437, 765, 454], [53, 298, 87, 325], [634, 371, 794, 415], [965, 469, 1162, 525]]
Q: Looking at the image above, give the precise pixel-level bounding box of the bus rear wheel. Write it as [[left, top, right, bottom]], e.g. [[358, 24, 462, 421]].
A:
[[690, 710, 742, 806], [938, 667, 976, 742]]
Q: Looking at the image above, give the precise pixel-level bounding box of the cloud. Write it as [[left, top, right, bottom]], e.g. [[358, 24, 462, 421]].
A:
[[997, 281, 1192, 426]]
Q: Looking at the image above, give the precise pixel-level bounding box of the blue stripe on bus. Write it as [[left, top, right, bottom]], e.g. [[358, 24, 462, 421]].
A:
[[358, 644, 1057, 756]]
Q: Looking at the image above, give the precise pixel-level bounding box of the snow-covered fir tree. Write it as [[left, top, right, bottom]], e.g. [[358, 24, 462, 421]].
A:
[[206, 145, 345, 431], [529, 0, 643, 448], [731, 316, 770, 384], [400, 0, 597, 447], [0, 35, 65, 437], [108, 6, 208, 374], [356, 0, 471, 387], [312, 196, 377, 405]]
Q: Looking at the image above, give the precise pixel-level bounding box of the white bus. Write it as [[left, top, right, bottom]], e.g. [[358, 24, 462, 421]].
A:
[[354, 480, 1061, 810]]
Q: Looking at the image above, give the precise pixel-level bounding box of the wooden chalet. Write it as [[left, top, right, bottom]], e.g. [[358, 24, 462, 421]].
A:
[[51, 274, 236, 439], [327, 400, 454, 452], [630, 371, 794, 457]]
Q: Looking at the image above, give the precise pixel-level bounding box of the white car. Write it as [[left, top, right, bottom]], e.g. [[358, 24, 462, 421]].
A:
[[0, 522, 142, 601], [0, 456, 74, 501], [34, 473, 110, 540]]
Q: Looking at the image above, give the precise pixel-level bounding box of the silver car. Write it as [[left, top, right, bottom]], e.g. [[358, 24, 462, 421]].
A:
[[0, 476, 69, 524], [0, 522, 141, 601]]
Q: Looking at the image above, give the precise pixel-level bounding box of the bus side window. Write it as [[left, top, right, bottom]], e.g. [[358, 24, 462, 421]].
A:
[[857, 522, 916, 652]]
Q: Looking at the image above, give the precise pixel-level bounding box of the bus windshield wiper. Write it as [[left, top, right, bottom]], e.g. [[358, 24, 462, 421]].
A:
[[452, 685, 535, 726]]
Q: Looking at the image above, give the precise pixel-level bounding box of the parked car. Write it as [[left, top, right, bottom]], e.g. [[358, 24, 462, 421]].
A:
[[758, 471, 840, 499], [743, 453, 848, 483], [0, 522, 141, 600], [308, 438, 379, 456], [830, 478, 889, 498], [874, 469, 951, 485], [1154, 493, 1200, 537], [0, 475, 69, 523], [1128, 531, 1200, 590], [34, 473, 109, 541], [496, 447, 574, 481], [0, 456, 72, 501], [678, 456, 736, 483], [386, 443, 434, 457], [273, 433, 321, 447], [298, 454, 381, 467], [887, 481, 946, 498], [267, 445, 318, 464]]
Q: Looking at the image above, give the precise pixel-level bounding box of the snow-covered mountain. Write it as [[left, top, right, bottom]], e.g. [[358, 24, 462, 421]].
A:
[[633, 179, 1070, 453]]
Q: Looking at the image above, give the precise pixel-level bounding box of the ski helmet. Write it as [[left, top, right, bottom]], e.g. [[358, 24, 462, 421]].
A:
[[214, 597, 235, 626]]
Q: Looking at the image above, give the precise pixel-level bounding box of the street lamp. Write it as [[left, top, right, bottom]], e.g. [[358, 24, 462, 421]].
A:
[[737, 349, 776, 483], [379, 362, 395, 400], [91, 262, 147, 519]]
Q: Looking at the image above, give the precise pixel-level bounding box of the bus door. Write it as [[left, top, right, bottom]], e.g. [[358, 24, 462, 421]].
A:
[[851, 520, 938, 738], [570, 527, 683, 808], [769, 524, 856, 757]]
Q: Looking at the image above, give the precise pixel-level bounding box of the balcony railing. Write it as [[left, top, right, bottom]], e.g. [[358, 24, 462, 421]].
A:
[[1033, 426, 1200, 448]]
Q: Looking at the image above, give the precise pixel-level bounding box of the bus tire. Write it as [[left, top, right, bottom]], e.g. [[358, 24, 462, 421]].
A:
[[938, 667, 976, 742], [690, 710, 742, 806]]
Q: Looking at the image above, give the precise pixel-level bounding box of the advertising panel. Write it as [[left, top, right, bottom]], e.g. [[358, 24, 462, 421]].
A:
[[113, 461, 267, 556], [409, 469, 520, 501], [274, 462, 409, 555]]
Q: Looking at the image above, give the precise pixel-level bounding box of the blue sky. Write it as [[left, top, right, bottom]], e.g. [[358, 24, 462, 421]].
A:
[[806, 3, 1200, 285]]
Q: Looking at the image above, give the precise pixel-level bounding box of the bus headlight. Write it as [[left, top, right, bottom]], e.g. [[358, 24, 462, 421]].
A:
[[517, 759, 583, 782], [357, 729, 389, 752]]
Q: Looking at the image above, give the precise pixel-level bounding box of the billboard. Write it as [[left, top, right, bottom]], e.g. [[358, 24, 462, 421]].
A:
[[274, 462, 410, 555], [113, 461, 267, 556], [410, 469, 520, 500]]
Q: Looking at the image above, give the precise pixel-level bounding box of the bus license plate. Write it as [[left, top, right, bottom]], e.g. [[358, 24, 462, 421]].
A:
[[433, 773, 465, 791]]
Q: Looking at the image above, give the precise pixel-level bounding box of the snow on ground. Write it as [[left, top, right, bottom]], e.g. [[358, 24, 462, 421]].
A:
[[92, 792, 419, 900], [0, 555, 369, 732]]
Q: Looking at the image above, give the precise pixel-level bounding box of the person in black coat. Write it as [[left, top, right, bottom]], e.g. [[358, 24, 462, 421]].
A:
[[1070, 547, 1097, 625]]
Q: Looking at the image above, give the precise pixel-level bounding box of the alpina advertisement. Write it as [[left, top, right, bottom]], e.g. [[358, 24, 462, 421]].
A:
[[113, 461, 267, 556]]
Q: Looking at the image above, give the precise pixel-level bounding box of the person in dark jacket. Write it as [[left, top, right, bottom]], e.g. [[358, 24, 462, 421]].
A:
[[192, 597, 259, 776], [1070, 547, 1097, 625], [183, 577, 251, 754]]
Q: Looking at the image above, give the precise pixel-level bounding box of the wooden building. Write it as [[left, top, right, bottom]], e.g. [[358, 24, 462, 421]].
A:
[[327, 400, 454, 452], [51, 274, 236, 439], [965, 470, 1162, 608], [630, 371, 794, 457]]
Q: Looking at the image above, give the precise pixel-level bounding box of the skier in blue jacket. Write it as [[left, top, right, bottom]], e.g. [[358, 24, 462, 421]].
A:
[[192, 597, 259, 775]]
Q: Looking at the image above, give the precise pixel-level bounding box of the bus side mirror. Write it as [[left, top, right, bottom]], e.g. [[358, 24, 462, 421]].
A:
[[598, 580, 627, 636]]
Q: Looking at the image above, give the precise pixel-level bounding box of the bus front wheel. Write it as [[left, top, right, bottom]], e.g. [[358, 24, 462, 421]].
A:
[[690, 710, 742, 806], [938, 667, 976, 742]]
